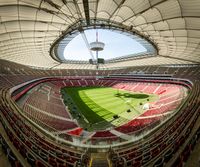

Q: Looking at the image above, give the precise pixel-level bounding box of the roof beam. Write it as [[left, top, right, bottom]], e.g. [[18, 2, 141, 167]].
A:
[[109, 0, 126, 20], [122, 0, 167, 23], [82, 0, 90, 25], [49, 63, 62, 69], [94, 0, 99, 19], [0, 36, 57, 43]]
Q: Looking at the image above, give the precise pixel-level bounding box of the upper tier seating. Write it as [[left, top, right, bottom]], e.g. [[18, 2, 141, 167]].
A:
[[0, 91, 84, 167], [0, 59, 199, 167]]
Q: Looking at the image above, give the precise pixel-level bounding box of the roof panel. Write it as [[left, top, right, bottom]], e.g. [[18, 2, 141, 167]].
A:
[[98, 0, 117, 15], [0, 0, 17, 5], [155, 0, 181, 19], [114, 6, 134, 21], [185, 18, 200, 29], [180, 0, 200, 16], [0, 0, 199, 68], [123, 0, 150, 14], [167, 18, 185, 30], [141, 8, 162, 23]]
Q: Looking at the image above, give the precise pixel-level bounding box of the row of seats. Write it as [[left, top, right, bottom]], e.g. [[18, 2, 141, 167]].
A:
[[0, 59, 199, 167], [111, 81, 200, 167], [111, 82, 186, 135], [23, 104, 77, 132], [24, 90, 70, 118], [18, 78, 187, 140], [0, 59, 199, 78], [0, 88, 87, 167]]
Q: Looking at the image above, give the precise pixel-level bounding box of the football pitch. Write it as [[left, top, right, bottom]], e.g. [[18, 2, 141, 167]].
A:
[[62, 87, 158, 130]]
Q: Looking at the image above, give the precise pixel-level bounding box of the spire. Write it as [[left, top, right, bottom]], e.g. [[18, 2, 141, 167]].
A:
[[96, 29, 98, 42]]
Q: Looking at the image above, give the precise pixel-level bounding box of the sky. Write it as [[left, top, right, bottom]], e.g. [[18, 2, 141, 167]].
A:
[[64, 29, 147, 61]]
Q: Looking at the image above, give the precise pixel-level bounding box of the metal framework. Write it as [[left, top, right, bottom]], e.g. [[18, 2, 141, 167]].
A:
[[51, 19, 157, 64], [0, 0, 199, 69]]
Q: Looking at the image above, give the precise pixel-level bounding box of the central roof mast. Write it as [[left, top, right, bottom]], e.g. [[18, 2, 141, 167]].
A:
[[90, 30, 105, 69]]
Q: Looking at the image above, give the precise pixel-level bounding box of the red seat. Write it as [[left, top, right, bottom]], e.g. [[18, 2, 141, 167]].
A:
[[48, 157, 57, 167], [35, 160, 47, 167]]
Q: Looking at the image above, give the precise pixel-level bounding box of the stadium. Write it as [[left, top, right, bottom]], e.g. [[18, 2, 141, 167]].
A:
[[0, 0, 200, 167]]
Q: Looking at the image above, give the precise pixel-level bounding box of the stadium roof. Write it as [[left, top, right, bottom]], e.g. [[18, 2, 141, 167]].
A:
[[0, 0, 200, 69]]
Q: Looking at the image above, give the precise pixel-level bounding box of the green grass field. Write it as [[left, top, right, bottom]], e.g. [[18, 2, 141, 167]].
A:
[[62, 87, 158, 131]]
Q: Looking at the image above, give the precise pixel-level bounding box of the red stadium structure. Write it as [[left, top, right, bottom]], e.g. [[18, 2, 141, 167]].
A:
[[0, 1, 200, 167], [0, 59, 199, 167]]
